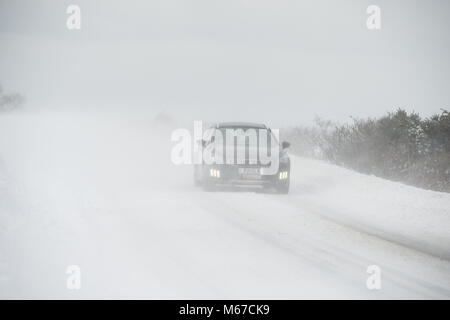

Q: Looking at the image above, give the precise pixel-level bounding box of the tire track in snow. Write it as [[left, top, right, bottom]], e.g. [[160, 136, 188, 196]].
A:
[[192, 189, 450, 298]]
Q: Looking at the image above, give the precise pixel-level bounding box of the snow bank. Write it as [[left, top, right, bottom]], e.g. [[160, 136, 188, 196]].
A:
[[290, 156, 450, 259]]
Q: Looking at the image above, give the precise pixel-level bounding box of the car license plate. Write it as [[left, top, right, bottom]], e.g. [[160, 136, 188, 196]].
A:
[[239, 167, 261, 179], [239, 167, 260, 174]]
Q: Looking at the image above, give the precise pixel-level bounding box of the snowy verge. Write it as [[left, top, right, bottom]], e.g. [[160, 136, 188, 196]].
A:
[[289, 156, 450, 259]]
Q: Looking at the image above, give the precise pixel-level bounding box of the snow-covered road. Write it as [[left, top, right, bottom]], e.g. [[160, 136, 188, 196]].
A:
[[1, 113, 449, 299]]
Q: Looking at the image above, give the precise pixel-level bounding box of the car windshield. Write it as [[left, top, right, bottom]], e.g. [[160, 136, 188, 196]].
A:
[[215, 127, 278, 147]]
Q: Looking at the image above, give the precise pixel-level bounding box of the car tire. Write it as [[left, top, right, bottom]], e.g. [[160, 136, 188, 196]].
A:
[[276, 179, 290, 194], [194, 178, 202, 187], [202, 181, 217, 192], [194, 166, 203, 187]]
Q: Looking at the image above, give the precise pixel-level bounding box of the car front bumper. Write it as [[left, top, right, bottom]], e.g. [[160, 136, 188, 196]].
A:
[[203, 164, 290, 188]]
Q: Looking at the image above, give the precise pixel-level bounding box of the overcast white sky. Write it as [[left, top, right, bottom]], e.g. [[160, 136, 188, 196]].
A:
[[0, 0, 449, 126]]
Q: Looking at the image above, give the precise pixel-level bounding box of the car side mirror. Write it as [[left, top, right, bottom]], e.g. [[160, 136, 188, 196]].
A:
[[197, 139, 207, 147], [282, 141, 290, 149]]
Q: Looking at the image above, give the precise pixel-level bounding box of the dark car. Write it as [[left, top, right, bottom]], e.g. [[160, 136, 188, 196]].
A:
[[193, 122, 291, 194]]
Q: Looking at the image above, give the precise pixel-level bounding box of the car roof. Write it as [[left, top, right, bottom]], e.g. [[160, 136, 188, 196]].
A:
[[215, 122, 267, 129]]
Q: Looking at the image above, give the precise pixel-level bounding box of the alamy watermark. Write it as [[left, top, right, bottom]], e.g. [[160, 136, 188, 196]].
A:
[[171, 121, 281, 175], [66, 265, 81, 290], [66, 5, 81, 30], [366, 265, 381, 290], [366, 5, 381, 30]]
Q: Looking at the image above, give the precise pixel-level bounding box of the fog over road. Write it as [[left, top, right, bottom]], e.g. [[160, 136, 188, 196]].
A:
[[1, 112, 449, 299]]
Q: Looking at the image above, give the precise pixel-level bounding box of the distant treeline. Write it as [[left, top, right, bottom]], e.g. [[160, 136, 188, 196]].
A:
[[284, 109, 450, 192]]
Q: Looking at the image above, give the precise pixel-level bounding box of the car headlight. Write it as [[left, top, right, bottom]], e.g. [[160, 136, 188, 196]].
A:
[[209, 168, 221, 178], [278, 171, 289, 180]]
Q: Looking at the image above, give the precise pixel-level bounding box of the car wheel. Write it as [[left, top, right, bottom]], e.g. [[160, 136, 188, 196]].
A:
[[193, 166, 203, 187], [276, 179, 290, 194], [202, 181, 217, 192]]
